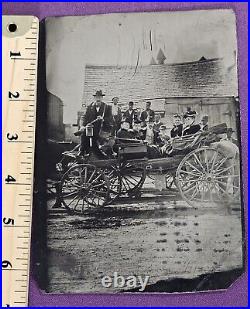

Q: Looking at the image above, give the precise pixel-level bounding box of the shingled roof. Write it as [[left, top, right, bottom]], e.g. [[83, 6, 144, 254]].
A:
[[82, 58, 237, 109]]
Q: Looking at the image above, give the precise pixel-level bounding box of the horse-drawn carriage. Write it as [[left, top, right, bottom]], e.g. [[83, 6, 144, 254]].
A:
[[52, 123, 241, 214]]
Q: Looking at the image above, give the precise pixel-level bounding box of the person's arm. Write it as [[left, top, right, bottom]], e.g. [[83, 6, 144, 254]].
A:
[[151, 110, 155, 121], [140, 111, 145, 122]]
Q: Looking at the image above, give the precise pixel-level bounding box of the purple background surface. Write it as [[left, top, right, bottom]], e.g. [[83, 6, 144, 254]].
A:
[[2, 2, 248, 307]]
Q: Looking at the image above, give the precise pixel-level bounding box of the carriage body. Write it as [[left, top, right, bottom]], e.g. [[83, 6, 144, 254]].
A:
[[57, 123, 240, 214]]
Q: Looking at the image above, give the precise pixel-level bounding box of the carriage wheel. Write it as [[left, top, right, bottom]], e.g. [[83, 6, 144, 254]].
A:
[[60, 164, 110, 214], [176, 147, 241, 207], [165, 173, 178, 192], [114, 162, 146, 196], [103, 166, 122, 204]]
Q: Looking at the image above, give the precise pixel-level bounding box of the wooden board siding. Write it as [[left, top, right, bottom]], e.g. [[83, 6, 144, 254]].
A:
[[82, 58, 237, 111]]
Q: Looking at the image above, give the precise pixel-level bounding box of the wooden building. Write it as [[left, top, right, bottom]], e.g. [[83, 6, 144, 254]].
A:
[[47, 91, 65, 141], [81, 57, 238, 132]]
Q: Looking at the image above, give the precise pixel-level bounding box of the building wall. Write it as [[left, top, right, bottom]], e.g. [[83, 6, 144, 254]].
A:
[[64, 124, 79, 143], [162, 97, 237, 133], [82, 58, 237, 113], [47, 92, 65, 141]]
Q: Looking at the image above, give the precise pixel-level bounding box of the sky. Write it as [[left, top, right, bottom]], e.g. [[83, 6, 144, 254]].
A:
[[46, 10, 237, 124]]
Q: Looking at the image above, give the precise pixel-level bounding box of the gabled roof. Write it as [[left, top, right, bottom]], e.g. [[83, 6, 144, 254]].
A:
[[82, 58, 237, 108]]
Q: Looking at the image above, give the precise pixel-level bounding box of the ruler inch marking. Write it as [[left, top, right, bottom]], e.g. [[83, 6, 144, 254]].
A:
[[3, 15, 38, 307]]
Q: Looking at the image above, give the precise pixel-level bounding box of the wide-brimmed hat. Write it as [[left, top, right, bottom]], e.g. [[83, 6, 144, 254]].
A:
[[93, 90, 105, 97]]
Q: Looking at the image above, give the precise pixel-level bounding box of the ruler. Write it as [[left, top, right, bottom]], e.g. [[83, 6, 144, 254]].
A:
[[2, 16, 39, 307]]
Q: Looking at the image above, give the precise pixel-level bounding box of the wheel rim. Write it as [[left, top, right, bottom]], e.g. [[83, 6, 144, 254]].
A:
[[176, 147, 241, 206], [60, 164, 109, 213], [118, 162, 146, 195]]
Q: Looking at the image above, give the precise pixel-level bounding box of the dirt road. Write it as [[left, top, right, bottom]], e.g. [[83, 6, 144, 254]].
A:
[[46, 181, 243, 293]]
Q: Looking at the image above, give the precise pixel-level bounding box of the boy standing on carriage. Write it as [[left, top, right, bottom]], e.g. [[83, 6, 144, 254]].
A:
[[78, 90, 114, 156]]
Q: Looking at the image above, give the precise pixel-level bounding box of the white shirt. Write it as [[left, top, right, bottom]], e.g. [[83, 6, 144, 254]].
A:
[[113, 105, 118, 116]]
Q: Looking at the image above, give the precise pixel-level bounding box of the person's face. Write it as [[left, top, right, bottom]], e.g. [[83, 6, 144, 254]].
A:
[[159, 129, 167, 138], [174, 117, 181, 126], [95, 95, 102, 105], [122, 122, 130, 130], [133, 123, 139, 131], [184, 116, 194, 126], [227, 131, 233, 138], [129, 104, 133, 110], [146, 102, 151, 110], [201, 117, 208, 125], [113, 98, 119, 105], [155, 115, 161, 122]]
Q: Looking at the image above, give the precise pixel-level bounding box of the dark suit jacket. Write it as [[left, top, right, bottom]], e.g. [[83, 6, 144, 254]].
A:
[[83, 102, 113, 135], [170, 124, 183, 138], [141, 109, 155, 122], [123, 109, 137, 128], [182, 124, 201, 136]]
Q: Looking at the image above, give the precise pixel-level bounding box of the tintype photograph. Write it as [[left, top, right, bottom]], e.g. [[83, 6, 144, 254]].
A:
[[42, 10, 244, 293]]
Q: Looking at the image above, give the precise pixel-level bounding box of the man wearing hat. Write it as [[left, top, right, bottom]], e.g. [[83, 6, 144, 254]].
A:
[[182, 109, 201, 136], [79, 90, 113, 155]]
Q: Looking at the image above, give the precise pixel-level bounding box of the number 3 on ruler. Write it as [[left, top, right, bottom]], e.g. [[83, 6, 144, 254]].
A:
[[7, 133, 18, 141]]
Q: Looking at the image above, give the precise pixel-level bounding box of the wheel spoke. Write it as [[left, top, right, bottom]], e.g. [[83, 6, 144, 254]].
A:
[[91, 173, 102, 183], [123, 176, 139, 186], [183, 184, 197, 194], [214, 164, 236, 176], [210, 151, 218, 173], [87, 169, 97, 183], [215, 174, 239, 179], [213, 157, 228, 172], [73, 195, 82, 211], [180, 169, 201, 177], [185, 160, 203, 175], [67, 193, 81, 207], [190, 185, 200, 201], [193, 153, 206, 173], [62, 188, 81, 198], [122, 176, 134, 190]]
